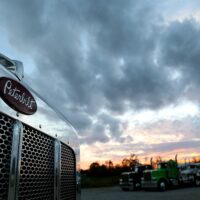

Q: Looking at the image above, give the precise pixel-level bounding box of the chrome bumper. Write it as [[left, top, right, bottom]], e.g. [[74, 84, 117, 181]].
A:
[[141, 180, 157, 188]]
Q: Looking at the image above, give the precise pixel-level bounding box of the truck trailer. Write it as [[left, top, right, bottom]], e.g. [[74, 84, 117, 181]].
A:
[[0, 53, 81, 200]]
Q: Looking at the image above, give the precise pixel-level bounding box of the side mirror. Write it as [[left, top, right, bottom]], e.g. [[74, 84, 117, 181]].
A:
[[0, 53, 24, 81]]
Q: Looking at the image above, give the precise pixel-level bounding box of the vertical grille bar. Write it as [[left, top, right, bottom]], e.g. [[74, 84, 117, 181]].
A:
[[8, 120, 23, 200], [54, 139, 61, 200]]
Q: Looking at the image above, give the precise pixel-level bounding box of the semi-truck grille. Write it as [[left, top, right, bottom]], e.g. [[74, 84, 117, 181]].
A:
[[0, 113, 13, 200], [0, 112, 77, 200], [60, 143, 76, 200], [18, 124, 55, 200], [121, 174, 129, 182], [143, 171, 151, 181]]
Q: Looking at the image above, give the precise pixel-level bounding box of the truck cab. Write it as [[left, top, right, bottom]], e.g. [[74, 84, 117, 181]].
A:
[[179, 163, 200, 186], [141, 160, 179, 191], [119, 165, 152, 191], [0, 53, 81, 200]]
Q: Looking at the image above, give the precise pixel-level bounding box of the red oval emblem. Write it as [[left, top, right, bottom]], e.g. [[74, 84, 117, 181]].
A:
[[0, 77, 37, 115]]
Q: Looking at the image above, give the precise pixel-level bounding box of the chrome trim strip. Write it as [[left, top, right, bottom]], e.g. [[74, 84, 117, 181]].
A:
[[54, 139, 61, 200], [8, 121, 23, 200]]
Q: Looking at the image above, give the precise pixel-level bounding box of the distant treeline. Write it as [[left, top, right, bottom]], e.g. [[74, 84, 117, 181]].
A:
[[81, 154, 140, 177], [81, 154, 200, 177], [80, 155, 139, 188], [80, 154, 200, 188]]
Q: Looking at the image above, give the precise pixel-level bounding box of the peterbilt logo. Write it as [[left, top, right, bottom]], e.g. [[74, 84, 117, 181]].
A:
[[0, 77, 37, 115]]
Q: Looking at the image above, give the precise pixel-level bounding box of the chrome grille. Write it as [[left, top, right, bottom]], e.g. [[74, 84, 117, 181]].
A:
[[121, 174, 129, 182], [18, 124, 55, 200], [60, 143, 76, 200], [0, 113, 13, 200], [0, 112, 77, 200], [143, 171, 152, 181]]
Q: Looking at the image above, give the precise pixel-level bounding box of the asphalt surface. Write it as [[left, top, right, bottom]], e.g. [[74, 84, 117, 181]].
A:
[[82, 186, 200, 200]]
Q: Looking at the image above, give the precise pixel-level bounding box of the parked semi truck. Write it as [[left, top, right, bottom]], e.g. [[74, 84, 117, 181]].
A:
[[179, 162, 200, 186], [119, 164, 152, 191], [0, 53, 81, 200], [141, 159, 179, 191]]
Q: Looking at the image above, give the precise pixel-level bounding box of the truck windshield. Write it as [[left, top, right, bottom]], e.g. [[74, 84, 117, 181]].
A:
[[157, 163, 168, 169]]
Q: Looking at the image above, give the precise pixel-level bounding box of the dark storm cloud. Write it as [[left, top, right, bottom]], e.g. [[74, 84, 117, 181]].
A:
[[151, 140, 200, 153], [159, 19, 200, 86], [66, 110, 93, 132], [157, 18, 200, 103], [80, 123, 110, 144], [98, 113, 123, 137], [1, 0, 200, 144], [79, 112, 127, 144]]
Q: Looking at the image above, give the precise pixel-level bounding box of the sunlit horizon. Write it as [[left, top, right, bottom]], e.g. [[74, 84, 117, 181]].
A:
[[81, 149, 200, 170]]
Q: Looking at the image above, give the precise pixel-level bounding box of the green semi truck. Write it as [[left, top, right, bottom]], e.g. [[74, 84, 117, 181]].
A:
[[141, 159, 179, 191]]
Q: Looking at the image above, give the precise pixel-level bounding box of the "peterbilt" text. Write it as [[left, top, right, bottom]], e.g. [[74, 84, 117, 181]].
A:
[[4, 80, 35, 109]]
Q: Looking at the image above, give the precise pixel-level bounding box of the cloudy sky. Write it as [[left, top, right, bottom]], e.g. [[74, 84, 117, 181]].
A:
[[1, 0, 200, 169]]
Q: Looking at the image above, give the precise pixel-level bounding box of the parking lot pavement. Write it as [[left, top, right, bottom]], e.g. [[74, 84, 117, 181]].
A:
[[82, 186, 200, 200]]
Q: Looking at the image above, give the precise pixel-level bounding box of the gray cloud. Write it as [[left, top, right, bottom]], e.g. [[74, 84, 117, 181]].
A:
[[94, 140, 200, 161], [80, 123, 110, 144], [1, 1, 200, 145], [79, 112, 127, 144], [151, 140, 200, 153], [82, 139, 200, 166], [159, 19, 200, 88], [140, 117, 200, 139]]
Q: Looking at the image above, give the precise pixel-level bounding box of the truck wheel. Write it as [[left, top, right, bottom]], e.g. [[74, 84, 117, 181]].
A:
[[158, 180, 167, 191]]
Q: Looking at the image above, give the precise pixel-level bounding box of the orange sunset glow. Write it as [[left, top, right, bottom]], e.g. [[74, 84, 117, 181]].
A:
[[80, 102, 200, 169]]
